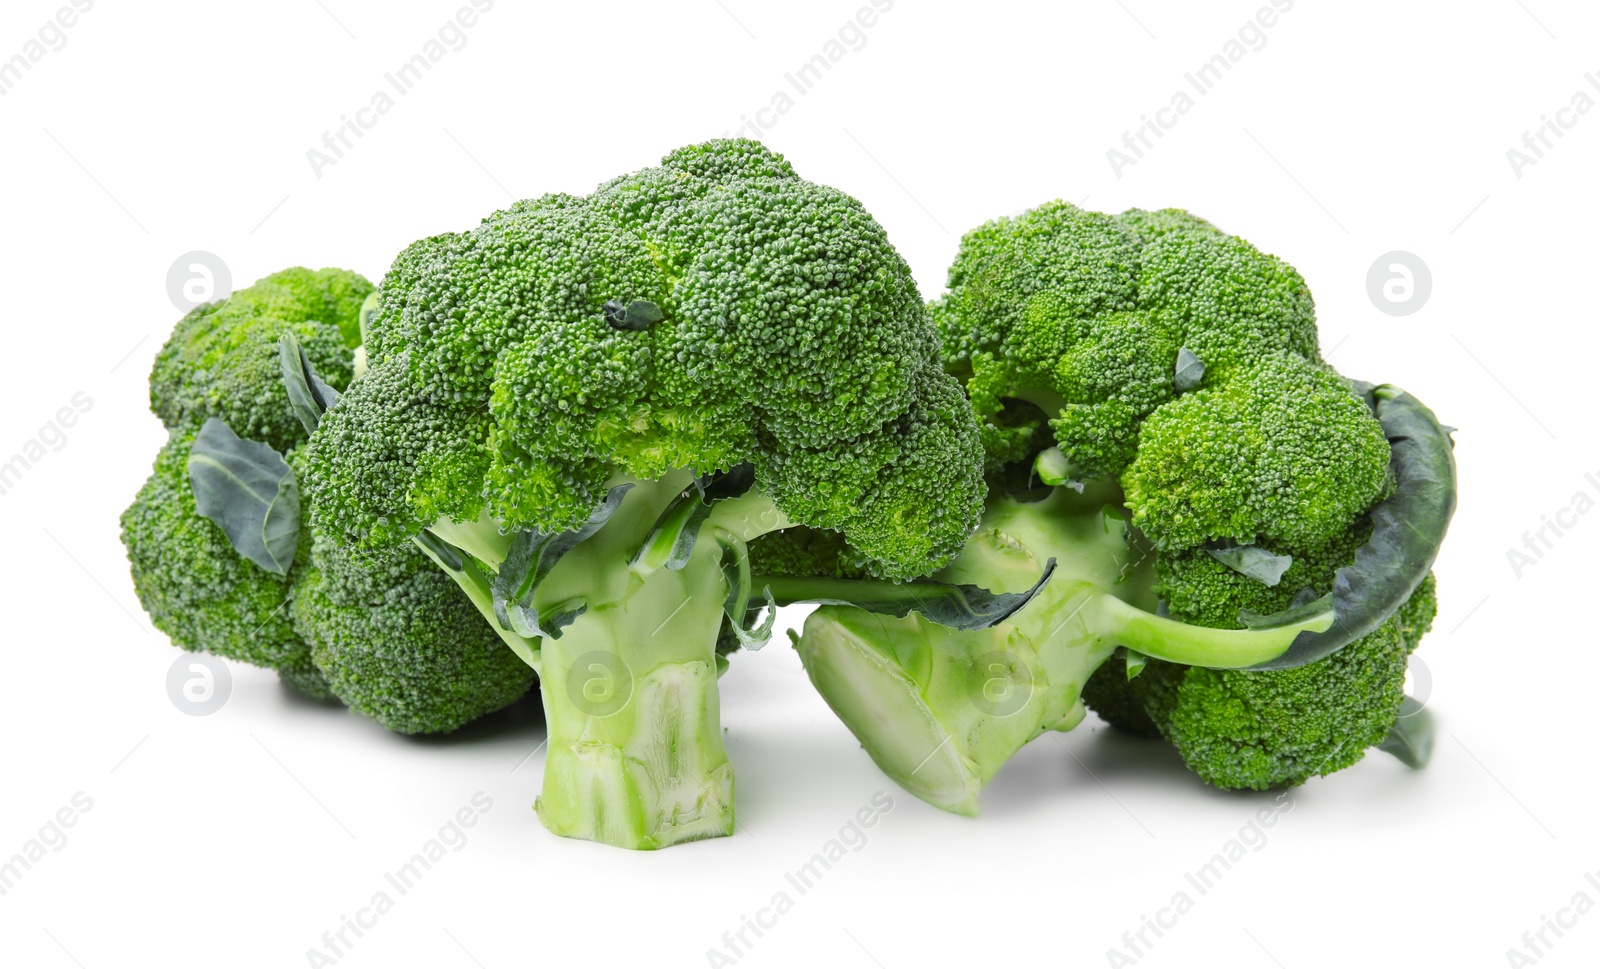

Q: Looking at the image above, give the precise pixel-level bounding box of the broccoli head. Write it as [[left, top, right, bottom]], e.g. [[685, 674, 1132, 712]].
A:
[[303, 140, 986, 849]]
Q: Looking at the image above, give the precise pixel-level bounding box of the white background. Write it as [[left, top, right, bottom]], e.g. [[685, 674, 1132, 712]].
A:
[[1, 1, 1595, 967]]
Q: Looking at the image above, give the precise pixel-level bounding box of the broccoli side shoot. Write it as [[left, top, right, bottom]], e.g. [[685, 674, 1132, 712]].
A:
[[150, 267, 371, 452], [794, 200, 1455, 814], [121, 428, 315, 683]]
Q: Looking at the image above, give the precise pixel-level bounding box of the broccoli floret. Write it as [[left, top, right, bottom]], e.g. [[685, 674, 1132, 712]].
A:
[[276, 659, 337, 702], [127, 265, 548, 732], [1133, 619, 1410, 790], [304, 139, 985, 849], [292, 535, 535, 734], [1084, 535, 1438, 790], [1123, 352, 1390, 550], [149, 267, 370, 452], [794, 201, 1456, 815], [929, 202, 1322, 479], [127, 269, 371, 696], [121, 429, 311, 675]]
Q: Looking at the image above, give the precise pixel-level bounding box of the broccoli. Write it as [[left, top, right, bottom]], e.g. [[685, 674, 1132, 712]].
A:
[[125, 268, 372, 698], [789, 202, 1456, 814], [291, 531, 536, 734], [121, 426, 320, 693], [301, 140, 986, 849], [149, 267, 370, 452], [123, 268, 537, 729]]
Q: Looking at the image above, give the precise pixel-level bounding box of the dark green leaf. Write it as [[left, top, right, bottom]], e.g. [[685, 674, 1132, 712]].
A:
[[1174, 347, 1206, 392], [1206, 543, 1292, 586], [187, 418, 299, 575], [1246, 385, 1457, 670], [1376, 696, 1434, 768], [279, 332, 341, 435], [493, 485, 633, 638], [757, 559, 1057, 631], [603, 299, 664, 331]]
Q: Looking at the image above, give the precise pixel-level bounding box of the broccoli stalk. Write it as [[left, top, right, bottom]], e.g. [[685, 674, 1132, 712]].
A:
[[411, 472, 789, 849], [795, 482, 1326, 815]]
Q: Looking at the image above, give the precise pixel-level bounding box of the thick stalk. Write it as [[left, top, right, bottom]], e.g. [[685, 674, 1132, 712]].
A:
[[533, 476, 739, 849], [417, 475, 793, 848]]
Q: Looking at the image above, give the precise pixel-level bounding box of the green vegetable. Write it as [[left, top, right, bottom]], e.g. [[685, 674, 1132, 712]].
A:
[[149, 267, 370, 452], [790, 202, 1456, 813], [124, 267, 535, 726], [301, 139, 987, 849], [119, 169, 1460, 850]]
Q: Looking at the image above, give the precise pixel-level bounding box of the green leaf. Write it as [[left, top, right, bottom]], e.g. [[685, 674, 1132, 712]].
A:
[[1124, 649, 1148, 680], [603, 299, 664, 331], [712, 529, 777, 650], [1246, 385, 1457, 670], [493, 484, 633, 639], [757, 559, 1057, 631], [1174, 347, 1205, 392], [1376, 696, 1434, 768], [279, 332, 341, 435], [1206, 543, 1292, 586], [187, 418, 299, 575], [631, 464, 756, 577]]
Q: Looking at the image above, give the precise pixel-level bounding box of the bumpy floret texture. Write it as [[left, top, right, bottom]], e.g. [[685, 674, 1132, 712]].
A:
[[310, 140, 983, 579], [292, 535, 535, 734], [150, 268, 371, 451], [120, 429, 311, 673], [1083, 503, 1438, 789], [933, 200, 1390, 576], [1126, 617, 1410, 790], [1122, 352, 1392, 550]]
